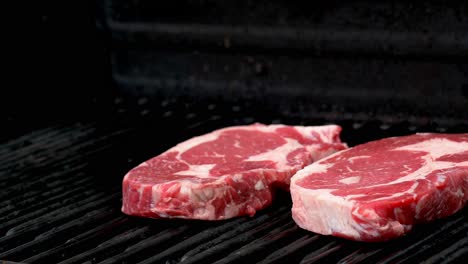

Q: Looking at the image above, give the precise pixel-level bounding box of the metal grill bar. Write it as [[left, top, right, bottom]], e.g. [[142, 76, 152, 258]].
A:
[[0, 177, 94, 218], [375, 217, 466, 263], [99, 226, 192, 264], [0, 177, 96, 232], [257, 234, 321, 264], [108, 21, 468, 58], [0, 163, 89, 202], [0, 193, 119, 255], [103, 0, 468, 58], [211, 222, 299, 264], [137, 215, 256, 264], [180, 212, 293, 264], [426, 237, 468, 264], [0, 207, 117, 260], [23, 217, 130, 263], [0, 125, 95, 172], [57, 225, 155, 264]]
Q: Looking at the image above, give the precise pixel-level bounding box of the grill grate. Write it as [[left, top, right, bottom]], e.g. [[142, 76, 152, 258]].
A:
[[1, 103, 467, 264]]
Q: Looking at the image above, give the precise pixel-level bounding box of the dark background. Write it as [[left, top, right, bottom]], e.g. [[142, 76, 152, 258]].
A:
[[4, 0, 108, 140], [5, 0, 468, 142]]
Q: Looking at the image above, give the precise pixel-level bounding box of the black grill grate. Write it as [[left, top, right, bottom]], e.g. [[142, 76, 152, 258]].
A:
[[1, 102, 467, 264]]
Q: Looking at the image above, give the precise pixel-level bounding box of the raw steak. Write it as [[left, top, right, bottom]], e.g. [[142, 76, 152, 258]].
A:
[[122, 123, 346, 220], [291, 133, 468, 242]]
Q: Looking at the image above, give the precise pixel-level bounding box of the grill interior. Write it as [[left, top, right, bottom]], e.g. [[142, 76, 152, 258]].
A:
[[102, 0, 468, 122], [5, 0, 468, 263], [1, 102, 467, 263]]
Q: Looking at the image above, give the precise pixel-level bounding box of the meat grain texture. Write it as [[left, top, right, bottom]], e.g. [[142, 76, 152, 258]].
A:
[[291, 133, 468, 242], [123, 124, 346, 220]]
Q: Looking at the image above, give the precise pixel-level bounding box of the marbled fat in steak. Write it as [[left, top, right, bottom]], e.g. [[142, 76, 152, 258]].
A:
[[122, 123, 346, 220], [291, 133, 468, 242]]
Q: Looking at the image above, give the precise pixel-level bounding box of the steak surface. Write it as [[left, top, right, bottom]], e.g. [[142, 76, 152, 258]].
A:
[[291, 133, 468, 242], [122, 123, 346, 220]]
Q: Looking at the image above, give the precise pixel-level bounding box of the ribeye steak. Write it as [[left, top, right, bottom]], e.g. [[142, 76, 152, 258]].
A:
[[291, 133, 468, 241], [122, 123, 346, 220]]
